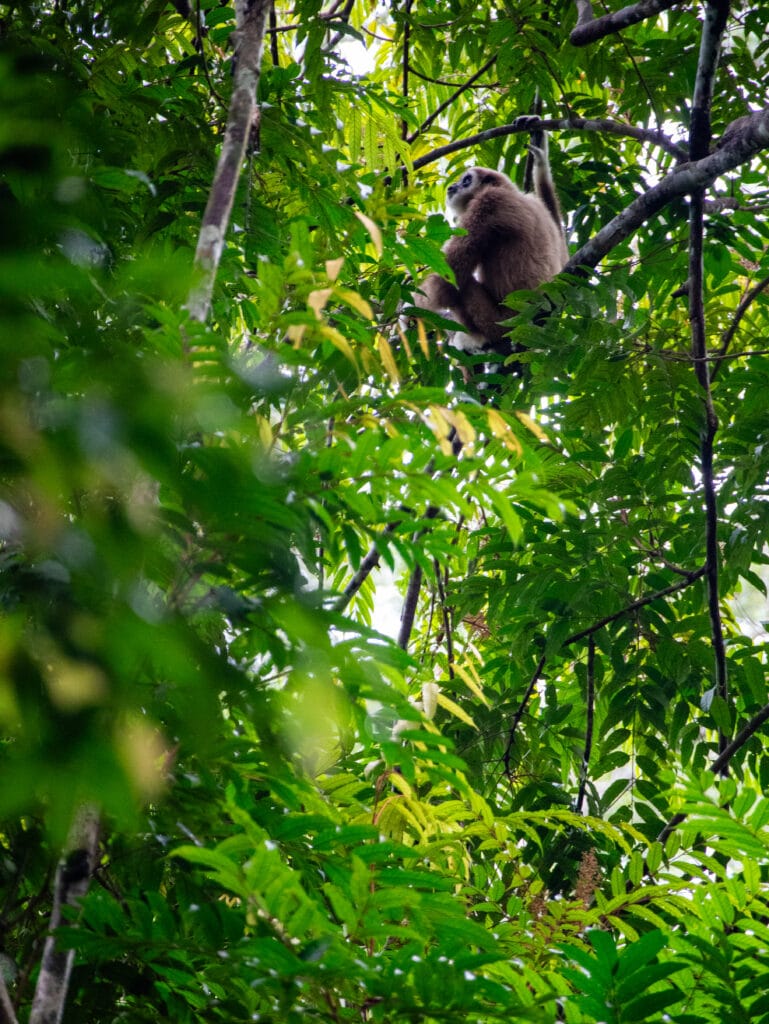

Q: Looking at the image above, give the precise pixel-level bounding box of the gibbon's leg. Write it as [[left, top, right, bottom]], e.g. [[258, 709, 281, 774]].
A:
[[414, 272, 461, 314], [455, 278, 509, 351], [414, 272, 506, 351]]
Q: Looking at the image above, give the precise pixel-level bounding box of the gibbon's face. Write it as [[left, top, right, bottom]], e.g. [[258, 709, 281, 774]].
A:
[[446, 169, 481, 216], [445, 167, 509, 217]]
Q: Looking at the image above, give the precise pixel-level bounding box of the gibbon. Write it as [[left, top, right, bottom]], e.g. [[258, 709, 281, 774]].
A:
[[414, 142, 568, 355]]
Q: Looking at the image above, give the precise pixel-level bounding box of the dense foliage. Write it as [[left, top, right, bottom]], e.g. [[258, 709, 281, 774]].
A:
[[3, 1, 769, 1022]]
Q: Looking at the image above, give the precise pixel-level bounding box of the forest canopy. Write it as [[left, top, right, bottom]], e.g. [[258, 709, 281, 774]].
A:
[[3, 1, 769, 1022]]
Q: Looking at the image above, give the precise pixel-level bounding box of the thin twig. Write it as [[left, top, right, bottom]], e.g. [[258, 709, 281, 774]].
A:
[[335, 522, 399, 610], [396, 506, 440, 651], [503, 655, 547, 777], [503, 567, 706, 767], [657, 699, 769, 845], [407, 57, 497, 145], [434, 561, 455, 679], [711, 272, 769, 380], [400, 0, 412, 185], [574, 637, 596, 814]]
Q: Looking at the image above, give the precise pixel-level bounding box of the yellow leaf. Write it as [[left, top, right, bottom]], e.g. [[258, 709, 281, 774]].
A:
[[336, 287, 374, 320], [486, 408, 522, 455], [389, 772, 414, 798], [286, 324, 306, 346], [416, 317, 430, 358], [353, 209, 383, 255], [254, 414, 273, 448], [427, 404, 454, 455], [308, 288, 333, 319], [321, 325, 358, 368], [437, 692, 477, 729], [377, 333, 400, 383], [515, 409, 549, 442], [443, 408, 475, 449], [326, 257, 344, 281], [453, 662, 490, 706], [396, 321, 413, 360]]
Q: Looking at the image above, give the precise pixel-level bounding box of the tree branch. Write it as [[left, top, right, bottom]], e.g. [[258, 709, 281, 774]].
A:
[[570, 0, 683, 47], [0, 975, 18, 1024], [29, 805, 100, 1024], [411, 115, 686, 171], [574, 636, 596, 814], [335, 522, 399, 611], [396, 506, 440, 651], [407, 57, 497, 145], [657, 700, 769, 845], [186, 0, 269, 324], [712, 272, 769, 380], [690, 0, 730, 161], [563, 107, 769, 276], [503, 567, 706, 767], [688, 1, 730, 759]]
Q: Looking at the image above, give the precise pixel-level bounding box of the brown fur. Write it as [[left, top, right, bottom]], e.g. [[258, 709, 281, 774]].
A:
[[415, 157, 567, 353]]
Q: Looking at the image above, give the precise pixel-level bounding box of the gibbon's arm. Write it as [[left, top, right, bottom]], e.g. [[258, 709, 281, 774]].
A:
[[443, 190, 523, 287], [529, 139, 565, 235]]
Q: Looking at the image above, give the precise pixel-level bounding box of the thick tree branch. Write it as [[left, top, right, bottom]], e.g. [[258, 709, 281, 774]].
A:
[[690, 0, 730, 161], [570, 0, 683, 47], [563, 107, 769, 276], [186, 0, 269, 324], [29, 805, 100, 1024], [688, 1, 730, 759]]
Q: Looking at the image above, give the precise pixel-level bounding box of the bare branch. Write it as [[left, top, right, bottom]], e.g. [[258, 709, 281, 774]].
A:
[[0, 975, 18, 1024], [503, 655, 546, 777], [335, 522, 399, 611], [712, 273, 769, 379], [29, 805, 100, 1024], [412, 115, 686, 171], [574, 636, 596, 814], [396, 506, 440, 651], [564, 107, 769, 276], [690, 0, 730, 161], [503, 567, 706, 766], [657, 700, 769, 845], [570, 0, 683, 47], [186, 0, 270, 324], [398, 563, 423, 650], [407, 57, 497, 145], [686, 2, 731, 760]]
